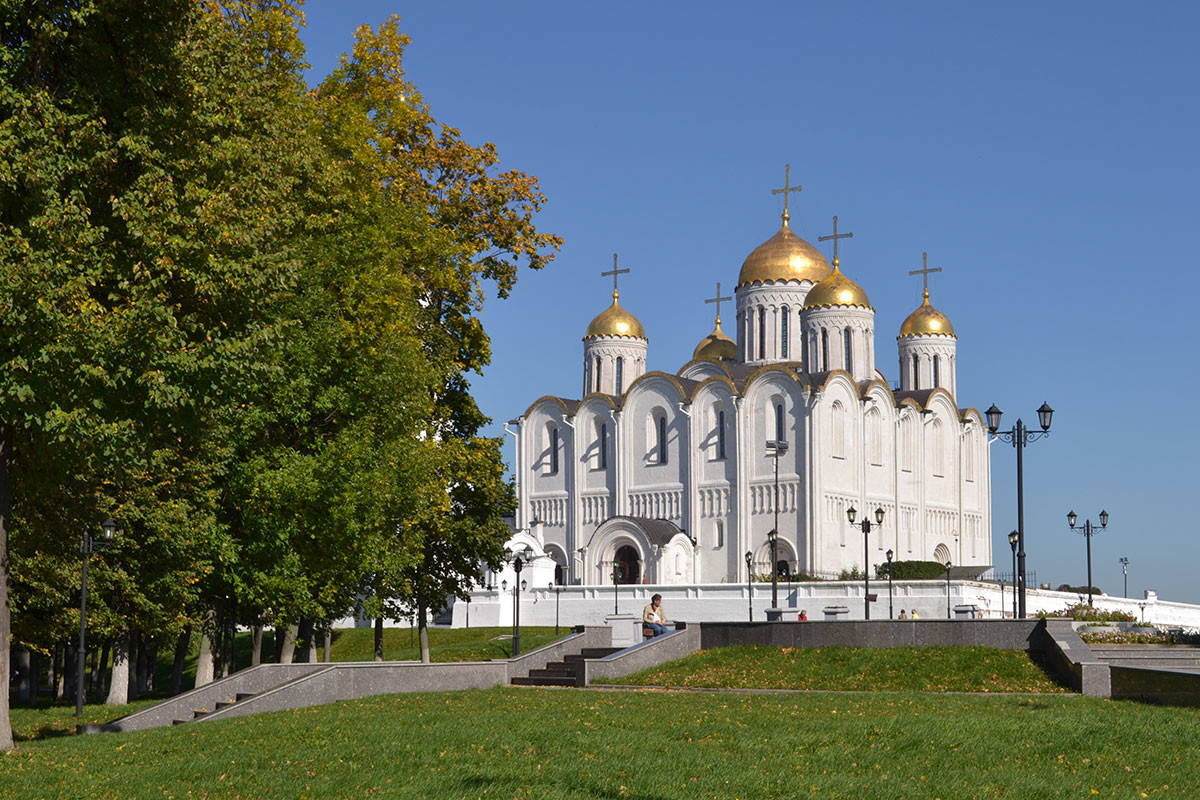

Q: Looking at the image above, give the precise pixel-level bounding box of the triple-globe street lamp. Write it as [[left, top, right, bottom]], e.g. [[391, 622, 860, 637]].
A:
[[765, 439, 788, 616], [504, 544, 533, 657], [846, 506, 885, 620], [1067, 509, 1110, 607], [77, 518, 118, 716], [986, 402, 1054, 618]]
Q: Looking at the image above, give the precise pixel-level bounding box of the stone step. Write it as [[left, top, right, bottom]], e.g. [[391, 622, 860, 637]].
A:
[[171, 719, 191, 726], [525, 667, 577, 681], [236, 693, 256, 702], [577, 647, 623, 659], [510, 675, 577, 687]]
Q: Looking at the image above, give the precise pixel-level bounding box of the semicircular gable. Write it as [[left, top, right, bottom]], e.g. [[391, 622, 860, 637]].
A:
[[522, 395, 574, 419], [624, 370, 687, 402], [959, 406, 984, 427], [690, 375, 739, 404]]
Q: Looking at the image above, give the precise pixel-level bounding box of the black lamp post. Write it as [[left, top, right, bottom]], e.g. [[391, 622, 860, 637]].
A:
[[885, 549, 894, 620], [1067, 509, 1109, 606], [847, 505, 885, 620], [945, 561, 953, 619], [504, 545, 532, 657], [744, 550, 753, 621], [1008, 530, 1019, 618], [1120, 557, 1129, 598], [551, 582, 561, 635], [77, 518, 118, 716], [765, 439, 788, 613], [986, 402, 1054, 618]]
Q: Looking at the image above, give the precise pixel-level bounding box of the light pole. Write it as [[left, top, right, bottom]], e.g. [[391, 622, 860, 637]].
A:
[[765, 439, 788, 614], [986, 402, 1054, 618], [612, 564, 620, 614], [77, 518, 117, 716], [1120, 557, 1129, 598], [1008, 530, 1019, 619], [846, 506, 885, 619], [885, 549, 894, 619], [1067, 509, 1110, 606], [551, 582, 561, 635], [744, 551, 754, 621], [504, 545, 532, 657], [945, 561, 953, 619]]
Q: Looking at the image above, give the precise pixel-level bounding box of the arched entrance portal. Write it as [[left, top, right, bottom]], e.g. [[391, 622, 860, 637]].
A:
[[614, 545, 641, 584]]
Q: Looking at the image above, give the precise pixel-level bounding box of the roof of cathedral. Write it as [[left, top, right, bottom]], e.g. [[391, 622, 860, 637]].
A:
[[737, 219, 831, 288], [802, 260, 872, 310], [585, 292, 646, 340], [898, 290, 955, 338], [692, 321, 736, 362]]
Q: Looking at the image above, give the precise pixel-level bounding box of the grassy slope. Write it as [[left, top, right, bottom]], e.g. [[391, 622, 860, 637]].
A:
[[3, 688, 1198, 798], [606, 645, 1070, 693]]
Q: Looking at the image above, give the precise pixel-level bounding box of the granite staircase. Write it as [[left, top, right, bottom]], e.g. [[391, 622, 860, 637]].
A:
[[1087, 645, 1200, 672], [510, 647, 623, 687], [172, 692, 259, 725]]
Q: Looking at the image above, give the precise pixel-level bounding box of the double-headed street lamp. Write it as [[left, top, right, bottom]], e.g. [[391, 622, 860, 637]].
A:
[[504, 545, 532, 657], [885, 549, 895, 619], [765, 439, 788, 614], [986, 402, 1054, 619], [1120, 557, 1130, 598], [1067, 509, 1110, 607], [846, 506, 885, 620], [77, 518, 118, 716], [1008, 530, 1019, 618]]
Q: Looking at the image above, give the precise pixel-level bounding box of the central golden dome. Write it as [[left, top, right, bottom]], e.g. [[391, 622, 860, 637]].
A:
[[585, 293, 646, 340], [693, 321, 736, 361], [737, 219, 832, 288], [803, 261, 871, 310], [898, 291, 955, 338]]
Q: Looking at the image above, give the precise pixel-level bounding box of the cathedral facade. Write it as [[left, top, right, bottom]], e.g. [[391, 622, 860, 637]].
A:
[[508, 194, 990, 589]]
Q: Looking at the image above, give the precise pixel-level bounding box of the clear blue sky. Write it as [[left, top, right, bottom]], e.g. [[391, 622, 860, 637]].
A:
[[298, 2, 1200, 604]]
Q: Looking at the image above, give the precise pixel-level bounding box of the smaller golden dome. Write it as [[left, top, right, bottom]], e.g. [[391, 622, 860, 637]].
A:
[[803, 260, 871, 310], [584, 293, 646, 340], [693, 321, 736, 361], [898, 290, 956, 338], [737, 219, 832, 288]]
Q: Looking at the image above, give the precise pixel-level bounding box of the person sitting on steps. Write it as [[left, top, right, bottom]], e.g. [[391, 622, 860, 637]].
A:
[[643, 593, 669, 636]]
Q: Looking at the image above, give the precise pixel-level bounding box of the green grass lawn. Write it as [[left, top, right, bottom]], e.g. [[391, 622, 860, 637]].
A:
[[3, 687, 1198, 798], [605, 645, 1070, 693]]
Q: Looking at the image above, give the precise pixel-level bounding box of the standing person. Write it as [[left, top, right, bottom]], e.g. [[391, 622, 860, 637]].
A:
[[798, 609, 808, 621], [643, 594, 669, 636], [898, 609, 908, 620], [911, 609, 919, 620]]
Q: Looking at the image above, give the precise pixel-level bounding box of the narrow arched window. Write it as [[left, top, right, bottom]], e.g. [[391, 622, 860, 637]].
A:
[[715, 520, 725, 549], [843, 328, 853, 372], [758, 306, 766, 360], [657, 416, 668, 464], [780, 306, 789, 359], [831, 402, 845, 459], [912, 354, 919, 389], [596, 357, 603, 392], [550, 427, 560, 474], [933, 354, 940, 388], [775, 403, 785, 443], [801, 330, 807, 370], [599, 422, 608, 470], [615, 356, 624, 394], [821, 330, 829, 372], [584, 360, 591, 394], [717, 409, 726, 459]]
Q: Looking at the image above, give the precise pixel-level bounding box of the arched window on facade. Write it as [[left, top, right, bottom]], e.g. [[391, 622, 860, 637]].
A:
[[831, 401, 846, 459], [774, 403, 785, 443], [821, 330, 830, 372], [780, 306, 789, 359], [715, 519, 724, 549], [584, 361, 591, 394], [717, 409, 727, 459], [843, 328, 853, 372], [614, 545, 640, 584], [657, 415, 668, 465], [598, 422, 608, 470], [758, 306, 766, 360], [549, 426, 560, 474], [596, 357, 603, 393], [901, 414, 916, 472], [867, 408, 883, 466], [912, 354, 919, 390], [965, 431, 975, 482], [932, 354, 940, 388], [931, 418, 944, 477], [800, 330, 807, 370], [615, 356, 624, 394]]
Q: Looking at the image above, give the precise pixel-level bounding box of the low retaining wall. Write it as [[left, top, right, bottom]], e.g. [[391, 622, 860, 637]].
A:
[[583, 625, 701, 685], [1111, 666, 1200, 706], [698, 619, 1049, 651]]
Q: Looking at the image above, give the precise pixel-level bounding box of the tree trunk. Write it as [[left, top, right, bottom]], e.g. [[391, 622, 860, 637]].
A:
[[374, 617, 384, 662], [418, 604, 430, 664], [322, 626, 331, 663], [127, 632, 141, 701], [278, 624, 297, 665], [98, 640, 111, 696], [144, 640, 157, 693], [296, 618, 313, 663], [170, 627, 190, 695], [12, 647, 30, 706], [54, 644, 65, 701], [0, 430, 14, 750], [251, 626, 263, 667], [195, 630, 215, 688], [105, 631, 131, 706]]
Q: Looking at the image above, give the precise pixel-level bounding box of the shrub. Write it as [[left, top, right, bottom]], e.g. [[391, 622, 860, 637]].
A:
[[1056, 583, 1104, 595], [874, 560, 949, 580], [1035, 603, 1135, 622]]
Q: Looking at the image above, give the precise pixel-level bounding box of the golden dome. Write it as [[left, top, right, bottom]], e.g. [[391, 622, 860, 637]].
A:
[[802, 260, 871, 310], [693, 321, 736, 361], [737, 219, 832, 288], [584, 293, 646, 340], [898, 290, 956, 338]]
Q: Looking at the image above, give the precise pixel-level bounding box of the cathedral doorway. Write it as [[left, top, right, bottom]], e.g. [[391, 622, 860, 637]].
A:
[[613, 545, 641, 584]]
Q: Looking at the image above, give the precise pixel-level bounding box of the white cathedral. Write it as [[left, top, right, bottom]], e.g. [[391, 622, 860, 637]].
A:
[[506, 184, 990, 591]]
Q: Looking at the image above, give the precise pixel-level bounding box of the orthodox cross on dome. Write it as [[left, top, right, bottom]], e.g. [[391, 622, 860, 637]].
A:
[[771, 163, 803, 223], [908, 252, 942, 298], [601, 252, 630, 299], [705, 282, 732, 325], [818, 215, 854, 267]]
